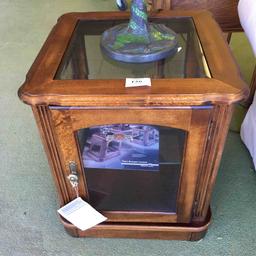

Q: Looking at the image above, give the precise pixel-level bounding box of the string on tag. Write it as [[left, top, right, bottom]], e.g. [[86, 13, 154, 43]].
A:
[[74, 185, 79, 198]]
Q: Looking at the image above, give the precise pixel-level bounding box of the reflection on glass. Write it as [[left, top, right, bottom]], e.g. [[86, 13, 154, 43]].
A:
[[55, 17, 210, 80], [77, 124, 186, 213]]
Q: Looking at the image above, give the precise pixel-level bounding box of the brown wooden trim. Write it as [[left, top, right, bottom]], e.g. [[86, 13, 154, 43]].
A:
[[176, 108, 212, 222], [102, 212, 177, 223], [50, 110, 89, 203], [193, 11, 248, 94], [19, 79, 246, 107], [65, 108, 191, 131], [18, 11, 248, 107], [59, 210, 211, 240], [32, 106, 70, 205], [193, 104, 234, 220]]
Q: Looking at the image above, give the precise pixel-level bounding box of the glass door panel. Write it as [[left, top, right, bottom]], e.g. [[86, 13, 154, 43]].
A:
[[77, 124, 186, 213]]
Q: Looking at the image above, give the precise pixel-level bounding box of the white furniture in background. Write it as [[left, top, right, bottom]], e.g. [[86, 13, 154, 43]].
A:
[[239, 0, 256, 169]]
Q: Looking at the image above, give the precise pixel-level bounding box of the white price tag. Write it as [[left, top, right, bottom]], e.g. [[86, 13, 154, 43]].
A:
[[58, 197, 107, 231], [125, 78, 151, 87]]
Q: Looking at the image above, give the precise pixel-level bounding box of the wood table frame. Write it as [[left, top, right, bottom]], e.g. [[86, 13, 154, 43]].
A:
[[18, 10, 248, 241]]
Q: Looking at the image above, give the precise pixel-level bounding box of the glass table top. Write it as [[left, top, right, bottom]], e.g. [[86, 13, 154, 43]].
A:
[[55, 17, 210, 80]]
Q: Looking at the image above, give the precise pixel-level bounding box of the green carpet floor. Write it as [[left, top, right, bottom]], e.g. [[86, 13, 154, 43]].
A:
[[0, 1, 256, 255]]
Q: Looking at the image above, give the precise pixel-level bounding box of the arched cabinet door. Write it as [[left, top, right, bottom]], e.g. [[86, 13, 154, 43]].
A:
[[50, 106, 212, 224]]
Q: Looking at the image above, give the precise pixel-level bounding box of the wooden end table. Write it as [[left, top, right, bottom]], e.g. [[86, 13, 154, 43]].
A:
[[18, 10, 248, 241]]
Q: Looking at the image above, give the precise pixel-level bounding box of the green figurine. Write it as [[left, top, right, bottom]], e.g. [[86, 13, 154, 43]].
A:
[[101, 0, 178, 63]]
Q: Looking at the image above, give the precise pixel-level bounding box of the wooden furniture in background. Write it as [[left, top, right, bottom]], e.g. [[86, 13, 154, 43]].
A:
[[151, 0, 241, 32], [18, 11, 248, 240]]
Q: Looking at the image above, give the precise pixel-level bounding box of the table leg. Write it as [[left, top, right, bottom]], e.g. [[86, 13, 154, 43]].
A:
[[71, 34, 89, 79], [154, 59, 165, 78]]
